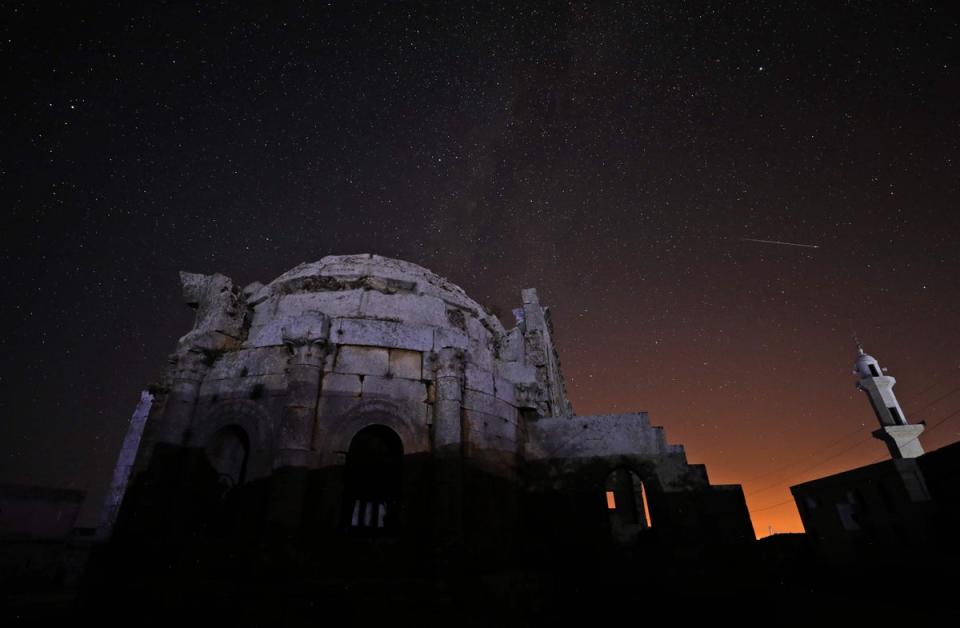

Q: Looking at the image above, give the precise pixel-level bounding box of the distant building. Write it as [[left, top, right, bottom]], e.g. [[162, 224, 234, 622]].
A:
[[105, 254, 753, 577], [0, 484, 86, 589], [791, 347, 960, 563], [0, 484, 84, 542]]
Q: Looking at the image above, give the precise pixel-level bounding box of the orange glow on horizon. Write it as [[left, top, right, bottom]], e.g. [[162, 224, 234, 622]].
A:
[[552, 297, 960, 542]]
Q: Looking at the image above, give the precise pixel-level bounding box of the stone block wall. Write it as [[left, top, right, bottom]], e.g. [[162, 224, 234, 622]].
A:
[[105, 253, 753, 573]]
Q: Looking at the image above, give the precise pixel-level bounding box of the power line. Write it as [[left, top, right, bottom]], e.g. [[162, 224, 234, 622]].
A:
[[911, 384, 960, 414], [739, 423, 870, 484], [899, 379, 949, 405], [750, 405, 960, 532], [748, 404, 960, 495], [750, 497, 797, 513], [924, 405, 960, 434], [747, 435, 879, 496], [867, 405, 960, 464], [739, 379, 957, 487], [742, 380, 959, 492]]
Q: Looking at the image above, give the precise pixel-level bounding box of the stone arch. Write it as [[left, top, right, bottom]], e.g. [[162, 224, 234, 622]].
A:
[[190, 399, 275, 480], [604, 466, 652, 545], [320, 399, 428, 465], [206, 425, 250, 488], [340, 424, 404, 534]]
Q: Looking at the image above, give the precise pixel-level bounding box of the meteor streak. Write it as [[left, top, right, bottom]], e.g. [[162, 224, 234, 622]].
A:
[[741, 238, 820, 249]]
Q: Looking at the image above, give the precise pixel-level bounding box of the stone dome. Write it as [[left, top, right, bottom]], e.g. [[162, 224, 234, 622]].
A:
[[243, 254, 506, 350], [173, 252, 573, 467]]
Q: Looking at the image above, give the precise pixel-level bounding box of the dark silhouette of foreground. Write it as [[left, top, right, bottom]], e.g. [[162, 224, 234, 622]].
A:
[[3, 532, 955, 626]]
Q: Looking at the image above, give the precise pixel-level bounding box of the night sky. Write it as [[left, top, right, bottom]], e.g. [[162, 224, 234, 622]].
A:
[[3, 2, 959, 537]]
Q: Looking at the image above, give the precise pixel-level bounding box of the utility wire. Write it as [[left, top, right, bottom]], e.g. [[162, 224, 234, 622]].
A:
[[739, 423, 870, 484], [867, 405, 960, 464], [920, 404, 960, 435], [750, 402, 960, 528], [900, 379, 946, 403], [742, 381, 960, 491], [739, 380, 955, 486], [750, 497, 797, 513], [747, 435, 880, 496], [752, 402, 960, 495], [911, 384, 960, 414]]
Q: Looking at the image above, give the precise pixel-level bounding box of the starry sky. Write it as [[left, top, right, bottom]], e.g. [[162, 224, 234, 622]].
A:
[[3, 2, 959, 537]]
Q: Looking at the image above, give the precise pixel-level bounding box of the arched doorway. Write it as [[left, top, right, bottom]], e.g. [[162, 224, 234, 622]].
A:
[[604, 468, 651, 545], [341, 425, 403, 534], [203, 425, 251, 537], [206, 425, 250, 491]]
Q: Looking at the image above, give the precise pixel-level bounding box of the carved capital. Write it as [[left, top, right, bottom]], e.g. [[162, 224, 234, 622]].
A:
[[280, 312, 330, 347], [168, 348, 211, 380], [433, 346, 465, 379], [282, 313, 330, 366]]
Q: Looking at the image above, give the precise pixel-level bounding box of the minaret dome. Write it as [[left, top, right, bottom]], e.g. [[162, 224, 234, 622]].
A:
[[853, 349, 884, 379]]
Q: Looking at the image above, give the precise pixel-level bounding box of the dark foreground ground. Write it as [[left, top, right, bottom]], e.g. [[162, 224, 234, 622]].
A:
[[3, 539, 956, 626]]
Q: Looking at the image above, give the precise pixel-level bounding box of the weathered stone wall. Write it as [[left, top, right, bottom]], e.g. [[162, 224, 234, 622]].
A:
[[527, 412, 674, 460], [133, 256, 583, 483], [525, 412, 709, 488], [110, 253, 752, 567], [129, 255, 716, 500], [522, 410, 722, 553], [516, 288, 572, 417], [97, 255, 749, 574], [177, 255, 575, 479]]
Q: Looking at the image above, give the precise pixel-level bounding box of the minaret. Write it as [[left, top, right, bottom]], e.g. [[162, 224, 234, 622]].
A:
[[853, 344, 924, 459]]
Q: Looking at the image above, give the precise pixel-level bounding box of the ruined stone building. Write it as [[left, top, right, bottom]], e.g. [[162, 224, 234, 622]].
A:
[[106, 254, 752, 575]]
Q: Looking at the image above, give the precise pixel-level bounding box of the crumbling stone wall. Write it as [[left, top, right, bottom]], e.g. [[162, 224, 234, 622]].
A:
[[525, 411, 710, 490], [113, 253, 752, 570], [135, 255, 578, 480]]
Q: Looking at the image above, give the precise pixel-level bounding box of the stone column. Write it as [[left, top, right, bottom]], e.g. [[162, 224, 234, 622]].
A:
[[154, 270, 245, 446], [433, 347, 464, 454], [432, 347, 465, 570], [263, 315, 329, 555], [276, 316, 329, 468], [520, 288, 572, 417], [156, 349, 210, 445]]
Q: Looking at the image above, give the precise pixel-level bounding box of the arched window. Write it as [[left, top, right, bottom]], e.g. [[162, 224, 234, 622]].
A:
[[604, 469, 651, 545], [206, 425, 250, 491], [341, 425, 403, 535]]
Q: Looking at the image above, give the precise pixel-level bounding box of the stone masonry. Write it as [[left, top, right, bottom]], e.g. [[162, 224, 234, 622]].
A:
[[109, 254, 753, 573]]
